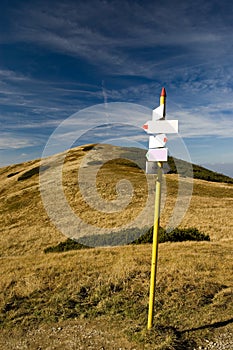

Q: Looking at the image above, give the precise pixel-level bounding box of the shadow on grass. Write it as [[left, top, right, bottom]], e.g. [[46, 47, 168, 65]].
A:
[[180, 317, 233, 334], [149, 318, 233, 349]]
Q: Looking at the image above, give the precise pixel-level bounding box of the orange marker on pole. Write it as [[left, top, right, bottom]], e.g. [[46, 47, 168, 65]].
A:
[[160, 87, 166, 118]]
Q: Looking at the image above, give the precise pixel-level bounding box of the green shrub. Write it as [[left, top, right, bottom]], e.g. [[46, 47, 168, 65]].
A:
[[18, 165, 49, 181], [82, 144, 97, 151], [132, 226, 210, 244], [47, 227, 210, 252], [7, 171, 20, 178], [159, 227, 210, 243], [44, 238, 91, 253]]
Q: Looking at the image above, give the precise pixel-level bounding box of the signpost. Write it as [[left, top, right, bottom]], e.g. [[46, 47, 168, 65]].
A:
[[146, 148, 168, 162], [149, 134, 167, 149], [143, 88, 178, 330], [143, 119, 178, 134]]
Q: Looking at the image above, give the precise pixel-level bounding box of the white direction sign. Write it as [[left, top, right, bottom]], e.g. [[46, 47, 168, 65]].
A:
[[152, 105, 165, 121], [146, 148, 168, 162], [143, 120, 178, 134], [149, 134, 167, 148]]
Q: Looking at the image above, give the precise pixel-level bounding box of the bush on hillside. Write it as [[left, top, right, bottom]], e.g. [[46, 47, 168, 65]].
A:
[[7, 171, 20, 178], [132, 226, 210, 244], [18, 165, 49, 181], [45, 227, 210, 253], [82, 144, 97, 151], [44, 238, 91, 253]]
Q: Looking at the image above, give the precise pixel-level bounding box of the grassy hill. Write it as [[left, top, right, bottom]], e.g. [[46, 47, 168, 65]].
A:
[[0, 144, 232, 349], [167, 156, 233, 183], [122, 146, 233, 183]]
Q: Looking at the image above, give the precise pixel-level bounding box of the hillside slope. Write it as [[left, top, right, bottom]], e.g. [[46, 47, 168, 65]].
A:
[[0, 144, 232, 256], [0, 144, 232, 349]]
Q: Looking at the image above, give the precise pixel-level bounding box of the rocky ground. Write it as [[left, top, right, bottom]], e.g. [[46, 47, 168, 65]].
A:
[[195, 332, 233, 350], [1, 321, 232, 350], [0, 321, 139, 350]]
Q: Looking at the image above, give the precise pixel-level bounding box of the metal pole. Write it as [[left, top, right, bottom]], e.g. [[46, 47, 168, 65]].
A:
[[147, 161, 163, 330]]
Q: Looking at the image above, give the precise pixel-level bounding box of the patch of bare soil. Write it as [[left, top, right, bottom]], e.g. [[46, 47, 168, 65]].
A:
[[0, 319, 140, 350]]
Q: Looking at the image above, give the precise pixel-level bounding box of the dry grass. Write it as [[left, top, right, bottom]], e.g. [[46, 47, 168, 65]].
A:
[[0, 144, 232, 349], [0, 243, 232, 349], [161, 175, 233, 241], [1, 144, 232, 256]]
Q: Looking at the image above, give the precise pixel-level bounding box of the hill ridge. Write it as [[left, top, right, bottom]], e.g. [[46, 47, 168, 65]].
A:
[[0, 144, 233, 349], [1, 144, 232, 184]]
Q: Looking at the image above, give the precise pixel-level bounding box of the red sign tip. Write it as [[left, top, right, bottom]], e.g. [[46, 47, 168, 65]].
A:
[[143, 124, 148, 130], [161, 87, 166, 97]]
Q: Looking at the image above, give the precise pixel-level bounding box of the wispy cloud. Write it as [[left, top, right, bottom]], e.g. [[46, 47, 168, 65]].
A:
[[0, 133, 39, 149], [174, 108, 233, 138], [3, 1, 233, 96], [0, 68, 105, 132], [6, 0, 233, 76], [0, 0, 233, 166]]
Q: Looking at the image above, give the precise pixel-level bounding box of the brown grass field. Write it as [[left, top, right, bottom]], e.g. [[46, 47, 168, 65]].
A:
[[0, 144, 232, 349]]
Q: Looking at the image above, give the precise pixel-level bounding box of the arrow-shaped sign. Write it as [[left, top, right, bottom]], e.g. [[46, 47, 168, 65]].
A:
[[149, 134, 167, 148], [143, 120, 178, 134], [146, 148, 168, 162], [152, 105, 165, 121]]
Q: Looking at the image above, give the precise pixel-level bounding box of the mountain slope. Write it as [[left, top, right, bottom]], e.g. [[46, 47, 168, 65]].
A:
[[0, 144, 233, 349], [167, 156, 233, 183], [0, 144, 233, 256]]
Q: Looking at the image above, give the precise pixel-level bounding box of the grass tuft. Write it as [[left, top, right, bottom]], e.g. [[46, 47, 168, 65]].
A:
[[44, 238, 91, 253]]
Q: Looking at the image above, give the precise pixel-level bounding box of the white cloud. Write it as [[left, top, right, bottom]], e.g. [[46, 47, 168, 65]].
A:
[[0, 133, 39, 149], [172, 105, 233, 138], [0, 0, 232, 165], [0, 69, 30, 82], [6, 0, 233, 77]]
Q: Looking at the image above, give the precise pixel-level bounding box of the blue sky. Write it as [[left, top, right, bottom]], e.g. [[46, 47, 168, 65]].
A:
[[0, 0, 233, 176]]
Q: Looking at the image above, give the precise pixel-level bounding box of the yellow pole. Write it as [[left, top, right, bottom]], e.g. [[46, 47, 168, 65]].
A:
[[147, 87, 166, 330], [147, 161, 163, 330]]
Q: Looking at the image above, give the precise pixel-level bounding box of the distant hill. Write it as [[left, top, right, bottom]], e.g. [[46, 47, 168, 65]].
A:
[[120, 146, 233, 183], [202, 162, 233, 179], [167, 156, 233, 184], [4, 144, 233, 184]]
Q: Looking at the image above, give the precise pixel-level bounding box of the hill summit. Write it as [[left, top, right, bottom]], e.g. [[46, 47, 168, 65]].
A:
[[0, 143, 232, 256], [0, 144, 233, 349]]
